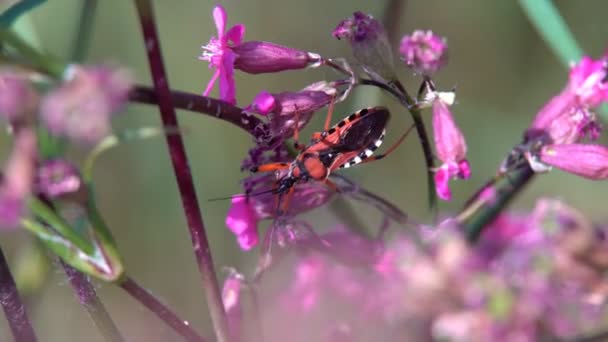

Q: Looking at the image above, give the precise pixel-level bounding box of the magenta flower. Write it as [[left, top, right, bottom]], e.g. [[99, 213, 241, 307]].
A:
[[40, 65, 132, 144], [225, 196, 259, 250], [539, 144, 608, 180], [526, 55, 607, 143], [35, 159, 82, 199], [399, 30, 448, 75], [431, 93, 470, 200], [200, 5, 320, 104], [247, 81, 337, 140], [0, 72, 38, 123], [0, 129, 37, 229], [333, 11, 395, 83]]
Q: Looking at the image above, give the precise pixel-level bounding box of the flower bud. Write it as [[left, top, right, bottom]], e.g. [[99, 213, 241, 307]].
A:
[[333, 11, 395, 83]]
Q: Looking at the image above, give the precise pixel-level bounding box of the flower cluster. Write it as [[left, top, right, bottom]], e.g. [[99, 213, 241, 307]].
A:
[[506, 55, 608, 179], [224, 199, 608, 341], [0, 65, 132, 229]]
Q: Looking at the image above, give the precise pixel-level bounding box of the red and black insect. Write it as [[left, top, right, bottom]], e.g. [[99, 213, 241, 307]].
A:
[[250, 104, 412, 212]]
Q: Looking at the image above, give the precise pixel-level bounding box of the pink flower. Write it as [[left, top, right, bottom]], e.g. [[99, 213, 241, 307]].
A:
[[40, 65, 132, 144], [247, 81, 338, 140], [526, 55, 607, 144], [399, 30, 448, 75], [539, 144, 608, 180], [35, 159, 82, 199], [222, 270, 243, 341], [333, 11, 395, 83], [0, 129, 37, 229], [431, 94, 470, 200], [200, 5, 320, 104], [225, 196, 259, 250], [0, 72, 38, 123]]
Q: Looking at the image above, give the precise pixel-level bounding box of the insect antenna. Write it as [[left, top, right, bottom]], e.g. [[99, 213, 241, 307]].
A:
[[208, 188, 278, 202]]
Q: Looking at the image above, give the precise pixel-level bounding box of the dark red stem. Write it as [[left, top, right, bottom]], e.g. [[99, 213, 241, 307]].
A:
[[61, 262, 124, 342], [130, 85, 264, 135], [133, 1, 229, 341], [120, 277, 205, 342], [0, 247, 36, 342]]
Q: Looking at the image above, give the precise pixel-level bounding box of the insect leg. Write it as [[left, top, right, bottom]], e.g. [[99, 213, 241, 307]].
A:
[[361, 124, 415, 164], [250, 162, 290, 173]]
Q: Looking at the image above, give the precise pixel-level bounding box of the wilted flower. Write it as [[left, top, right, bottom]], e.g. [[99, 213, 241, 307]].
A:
[[429, 91, 470, 200], [247, 81, 338, 141], [399, 30, 448, 75], [0, 129, 37, 229], [40, 65, 132, 144], [333, 11, 395, 83], [538, 144, 608, 180], [225, 179, 335, 250], [200, 5, 320, 104], [35, 159, 82, 199], [0, 72, 38, 123]]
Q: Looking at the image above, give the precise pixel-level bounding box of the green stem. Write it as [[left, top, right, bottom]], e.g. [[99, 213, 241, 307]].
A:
[[62, 262, 124, 342], [518, 0, 583, 68], [0, 27, 65, 78], [459, 166, 535, 242], [28, 197, 94, 255]]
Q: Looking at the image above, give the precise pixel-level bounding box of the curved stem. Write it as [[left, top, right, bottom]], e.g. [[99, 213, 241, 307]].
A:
[[0, 246, 37, 342], [62, 262, 124, 342], [120, 277, 205, 342], [133, 1, 230, 341]]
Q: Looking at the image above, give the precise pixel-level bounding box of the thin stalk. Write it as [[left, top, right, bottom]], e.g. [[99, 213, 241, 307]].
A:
[[0, 246, 37, 342], [133, 1, 229, 341], [61, 262, 124, 342], [119, 277, 205, 342], [458, 165, 536, 242], [38, 193, 123, 341], [360, 78, 438, 212], [70, 0, 98, 63]]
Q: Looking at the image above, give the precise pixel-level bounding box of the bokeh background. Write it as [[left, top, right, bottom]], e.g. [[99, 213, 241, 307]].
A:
[[1, 0, 608, 340]]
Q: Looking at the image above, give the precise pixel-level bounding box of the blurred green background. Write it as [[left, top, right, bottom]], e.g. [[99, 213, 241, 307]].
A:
[[1, 0, 608, 340]]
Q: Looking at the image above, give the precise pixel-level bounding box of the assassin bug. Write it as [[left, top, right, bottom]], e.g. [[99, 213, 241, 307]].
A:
[[250, 103, 413, 212]]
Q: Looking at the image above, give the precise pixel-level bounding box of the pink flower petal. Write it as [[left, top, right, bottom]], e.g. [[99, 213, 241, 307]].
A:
[[218, 51, 237, 104], [212, 5, 227, 40], [226, 24, 246, 46], [202, 69, 220, 97], [249, 91, 276, 115], [434, 166, 451, 201]]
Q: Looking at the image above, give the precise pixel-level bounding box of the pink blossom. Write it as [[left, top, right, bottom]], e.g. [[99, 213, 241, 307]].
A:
[[40, 65, 132, 144], [526, 55, 607, 144], [0, 129, 37, 229], [200, 5, 320, 104], [431, 95, 470, 200], [0, 72, 38, 123], [35, 159, 82, 199], [247, 81, 337, 140], [399, 30, 448, 75], [222, 270, 243, 341], [225, 196, 259, 250], [539, 144, 608, 180]]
